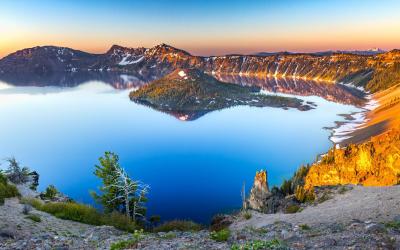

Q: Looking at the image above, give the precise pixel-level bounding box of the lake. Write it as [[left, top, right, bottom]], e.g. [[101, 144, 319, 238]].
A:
[[0, 73, 362, 223]]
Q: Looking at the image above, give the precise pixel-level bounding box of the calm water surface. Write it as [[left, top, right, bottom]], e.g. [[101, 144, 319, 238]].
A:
[[0, 76, 360, 223]]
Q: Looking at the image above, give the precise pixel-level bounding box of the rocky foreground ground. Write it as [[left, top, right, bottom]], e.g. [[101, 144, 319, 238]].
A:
[[0, 185, 399, 249]]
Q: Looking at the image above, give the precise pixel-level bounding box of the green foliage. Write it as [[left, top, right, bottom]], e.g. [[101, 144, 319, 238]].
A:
[[0, 173, 20, 205], [110, 229, 144, 250], [130, 68, 305, 114], [39, 202, 103, 225], [367, 63, 400, 93], [294, 186, 315, 203], [150, 215, 161, 223], [0, 171, 7, 184], [210, 214, 232, 232], [160, 232, 177, 239], [42, 185, 58, 200], [280, 179, 292, 196], [92, 152, 148, 220], [231, 239, 287, 250], [25, 214, 41, 222], [299, 224, 311, 230], [153, 220, 203, 232], [285, 205, 300, 214], [5, 157, 30, 184], [102, 211, 138, 232], [92, 152, 123, 213], [385, 221, 400, 230], [338, 186, 350, 194], [280, 165, 310, 196], [210, 228, 230, 242], [242, 210, 252, 220], [20, 197, 43, 209], [20, 198, 138, 232]]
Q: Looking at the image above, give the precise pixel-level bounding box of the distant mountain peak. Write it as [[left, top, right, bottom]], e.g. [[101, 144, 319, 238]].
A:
[[147, 43, 191, 56]]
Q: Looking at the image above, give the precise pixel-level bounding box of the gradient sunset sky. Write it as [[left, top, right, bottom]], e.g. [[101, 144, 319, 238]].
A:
[[1, 0, 400, 58]]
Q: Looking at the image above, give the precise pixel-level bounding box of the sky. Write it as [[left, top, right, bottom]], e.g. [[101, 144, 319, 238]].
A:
[[1, 0, 400, 58]]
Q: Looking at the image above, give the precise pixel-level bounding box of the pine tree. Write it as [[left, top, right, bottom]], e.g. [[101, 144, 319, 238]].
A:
[[92, 152, 149, 221]]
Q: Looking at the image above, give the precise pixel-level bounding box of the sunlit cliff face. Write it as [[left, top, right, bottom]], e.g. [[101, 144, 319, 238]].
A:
[[304, 128, 400, 189], [254, 170, 268, 193]]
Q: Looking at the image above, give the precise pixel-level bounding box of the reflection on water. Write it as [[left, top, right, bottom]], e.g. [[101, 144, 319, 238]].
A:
[[215, 74, 366, 107], [0, 76, 361, 223], [0, 71, 365, 106], [0, 71, 149, 89], [0, 71, 367, 122]]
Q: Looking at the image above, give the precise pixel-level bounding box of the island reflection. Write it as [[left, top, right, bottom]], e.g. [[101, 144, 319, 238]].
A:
[[0, 71, 366, 121]]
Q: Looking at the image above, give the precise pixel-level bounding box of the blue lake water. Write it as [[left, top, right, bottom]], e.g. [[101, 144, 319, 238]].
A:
[[0, 78, 360, 223]]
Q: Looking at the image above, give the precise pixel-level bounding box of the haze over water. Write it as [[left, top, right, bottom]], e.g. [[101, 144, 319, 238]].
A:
[[0, 76, 360, 223]]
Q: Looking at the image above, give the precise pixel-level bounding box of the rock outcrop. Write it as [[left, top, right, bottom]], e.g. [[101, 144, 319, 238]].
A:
[[304, 128, 400, 190], [247, 170, 271, 212], [246, 170, 290, 214]]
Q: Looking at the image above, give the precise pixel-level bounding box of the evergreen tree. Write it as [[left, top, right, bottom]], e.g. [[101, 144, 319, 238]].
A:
[[92, 152, 122, 213], [5, 157, 30, 184], [92, 152, 149, 221]]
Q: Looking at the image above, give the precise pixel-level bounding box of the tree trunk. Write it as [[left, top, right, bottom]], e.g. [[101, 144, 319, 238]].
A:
[[125, 189, 130, 218]]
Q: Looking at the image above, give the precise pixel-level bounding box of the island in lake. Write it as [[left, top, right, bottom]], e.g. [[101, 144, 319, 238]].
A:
[[130, 68, 312, 120]]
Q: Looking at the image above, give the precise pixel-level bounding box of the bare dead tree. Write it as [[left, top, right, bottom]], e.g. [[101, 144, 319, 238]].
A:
[[106, 166, 150, 220], [241, 181, 246, 210]]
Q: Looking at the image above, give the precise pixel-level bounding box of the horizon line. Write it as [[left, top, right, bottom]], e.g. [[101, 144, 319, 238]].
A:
[[1, 43, 396, 60]]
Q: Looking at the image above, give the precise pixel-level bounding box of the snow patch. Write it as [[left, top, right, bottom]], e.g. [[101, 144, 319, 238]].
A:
[[178, 70, 186, 78], [329, 94, 379, 145], [118, 55, 144, 66]]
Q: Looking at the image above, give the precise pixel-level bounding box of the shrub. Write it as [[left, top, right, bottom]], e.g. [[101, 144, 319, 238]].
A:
[[210, 228, 230, 242], [25, 214, 41, 222], [160, 232, 177, 239], [20, 197, 43, 209], [153, 220, 203, 232], [231, 239, 287, 250], [210, 214, 233, 232], [110, 229, 144, 250], [102, 211, 138, 233], [280, 179, 292, 196], [285, 205, 300, 214], [42, 185, 58, 200], [299, 224, 310, 230], [39, 202, 102, 225], [385, 221, 400, 230], [0, 171, 7, 184], [150, 215, 161, 224], [0, 180, 20, 205], [279, 165, 310, 197], [242, 210, 252, 220], [338, 186, 350, 194], [294, 186, 315, 203], [20, 198, 138, 232]]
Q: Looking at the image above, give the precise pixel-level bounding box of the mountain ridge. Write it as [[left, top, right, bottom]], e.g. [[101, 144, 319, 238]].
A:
[[1, 44, 400, 93]]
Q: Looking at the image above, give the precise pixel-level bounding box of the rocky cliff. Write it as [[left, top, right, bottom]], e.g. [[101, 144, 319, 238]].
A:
[[304, 128, 400, 189], [247, 170, 271, 211]]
